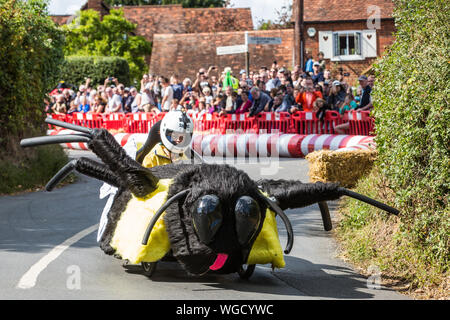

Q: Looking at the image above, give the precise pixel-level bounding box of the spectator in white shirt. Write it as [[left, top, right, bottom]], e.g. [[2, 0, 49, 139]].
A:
[[160, 77, 173, 112], [105, 87, 123, 113]]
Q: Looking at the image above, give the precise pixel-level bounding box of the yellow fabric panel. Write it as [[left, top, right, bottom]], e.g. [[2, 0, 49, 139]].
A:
[[142, 144, 172, 168], [110, 179, 173, 264], [246, 209, 286, 269]]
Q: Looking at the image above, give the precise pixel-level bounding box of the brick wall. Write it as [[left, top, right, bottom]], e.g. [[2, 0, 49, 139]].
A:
[[149, 29, 294, 80]]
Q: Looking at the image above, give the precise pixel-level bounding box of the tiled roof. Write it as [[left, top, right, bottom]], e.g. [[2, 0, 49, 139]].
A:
[[294, 0, 394, 22]]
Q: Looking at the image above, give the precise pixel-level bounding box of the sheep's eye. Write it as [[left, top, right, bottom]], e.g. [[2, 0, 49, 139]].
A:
[[192, 195, 222, 244], [235, 196, 261, 246]]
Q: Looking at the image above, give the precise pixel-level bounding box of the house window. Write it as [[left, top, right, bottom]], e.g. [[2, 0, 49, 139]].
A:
[[333, 32, 362, 57], [319, 30, 377, 61]]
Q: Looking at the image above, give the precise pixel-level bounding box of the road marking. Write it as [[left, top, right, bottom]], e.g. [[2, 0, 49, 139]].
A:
[[16, 223, 99, 289]]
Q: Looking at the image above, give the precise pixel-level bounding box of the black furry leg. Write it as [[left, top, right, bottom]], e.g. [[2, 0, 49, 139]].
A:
[[257, 179, 342, 210], [258, 179, 399, 215], [88, 129, 159, 197], [45, 157, 122, 191], [75, 157, 122, 188]]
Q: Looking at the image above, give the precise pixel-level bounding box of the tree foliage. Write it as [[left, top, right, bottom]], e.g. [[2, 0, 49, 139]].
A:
[[0, 0, 65, 147], [372, 0, 449, 267], [62, 8, 151, 85], [103, 0, 227, 7]]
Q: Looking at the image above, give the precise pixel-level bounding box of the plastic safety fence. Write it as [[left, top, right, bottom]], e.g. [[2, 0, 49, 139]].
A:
[[192, 134, 375, 158], [46, 110, 375, 136], [48, 129, 374, 158]]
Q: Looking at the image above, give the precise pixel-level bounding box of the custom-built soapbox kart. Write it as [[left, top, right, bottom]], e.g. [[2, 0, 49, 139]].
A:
[[20, 118, 399, 279]]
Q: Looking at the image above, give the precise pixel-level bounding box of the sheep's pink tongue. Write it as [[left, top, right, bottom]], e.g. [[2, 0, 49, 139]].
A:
[[209, 253, 228, 271]]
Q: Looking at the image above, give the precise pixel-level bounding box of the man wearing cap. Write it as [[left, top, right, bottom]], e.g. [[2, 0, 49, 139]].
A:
[[73, 84, 86, 108], [122, 87, 134, 113], [357, 75, 373, 111], [311, 62, 324, 85], [248, 86, 272, 117], [326, 80, 346, 110]]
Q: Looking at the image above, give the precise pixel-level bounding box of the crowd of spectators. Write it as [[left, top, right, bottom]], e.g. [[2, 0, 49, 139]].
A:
[[46, 52, 374, 124]]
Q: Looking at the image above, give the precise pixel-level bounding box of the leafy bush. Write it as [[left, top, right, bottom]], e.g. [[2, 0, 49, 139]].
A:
[[0, 0, 71, 194], [336, 0, 449, 298], [62, 8, 151, 85], [59, 56, 131, 88], [372, 0, 449, 268], [0, 0, 64, 148]]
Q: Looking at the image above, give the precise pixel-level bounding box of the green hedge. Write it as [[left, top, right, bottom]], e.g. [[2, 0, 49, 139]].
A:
[[372, 0, 449, 268], [59, 56, 131, 89], [0, 0, 64, 147]]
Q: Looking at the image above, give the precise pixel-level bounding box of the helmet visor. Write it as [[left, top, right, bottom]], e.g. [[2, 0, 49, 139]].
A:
[[165, 129, 192, 149]]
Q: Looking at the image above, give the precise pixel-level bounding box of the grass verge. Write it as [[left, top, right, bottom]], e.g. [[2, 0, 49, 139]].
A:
[[0, 135, 75, 195], [334, 167, 449, 299]]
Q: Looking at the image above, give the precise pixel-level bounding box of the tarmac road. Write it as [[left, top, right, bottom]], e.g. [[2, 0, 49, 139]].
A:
[[0, 150, 407, 300]]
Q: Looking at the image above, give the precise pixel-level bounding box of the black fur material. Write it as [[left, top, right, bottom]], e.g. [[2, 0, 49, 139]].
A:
[[257, 179, 343, 210], [164, 164, 267, 275], [136, 120, 162, 164], [148, 163, 192, 180], [76, 157, 121, 188], [99, 189, 132, 256], [88, 129, 159, 197]]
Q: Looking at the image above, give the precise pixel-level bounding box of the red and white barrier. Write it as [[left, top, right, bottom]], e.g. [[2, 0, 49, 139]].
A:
[[48, 130, 375, 158], [48, 130, 148, 151], [192, 133, 374, 158], [299, 134, 375, 156]]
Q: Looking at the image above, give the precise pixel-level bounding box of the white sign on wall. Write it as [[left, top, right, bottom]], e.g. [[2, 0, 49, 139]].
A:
[[216, 44, 248, 55]]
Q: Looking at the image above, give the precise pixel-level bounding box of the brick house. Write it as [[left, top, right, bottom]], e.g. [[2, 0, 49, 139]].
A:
[[50, 0, 253, 42], [50, 0, 256, 78], [293, 0, 396, 83], [50, 0, 396, 82]]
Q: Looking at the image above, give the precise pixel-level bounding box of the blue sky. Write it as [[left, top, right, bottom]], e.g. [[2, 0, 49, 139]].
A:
[[47, 0, 292, 28]]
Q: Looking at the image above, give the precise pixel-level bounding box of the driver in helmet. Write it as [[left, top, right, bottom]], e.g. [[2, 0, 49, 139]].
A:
[[140, 110, 195, 168], [99, 110, 195, 250]]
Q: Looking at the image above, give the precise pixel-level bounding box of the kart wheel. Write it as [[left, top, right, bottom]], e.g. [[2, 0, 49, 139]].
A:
[[237, 264, 256, 280], [141, 262, 157, 277]]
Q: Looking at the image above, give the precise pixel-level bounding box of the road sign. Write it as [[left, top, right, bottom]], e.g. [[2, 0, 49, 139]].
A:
[[216, 44, 248, 55], [247, 36, 282, 45]]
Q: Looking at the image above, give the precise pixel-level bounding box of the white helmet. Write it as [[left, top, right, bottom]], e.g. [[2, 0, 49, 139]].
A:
[[160, 110, 194, 154]]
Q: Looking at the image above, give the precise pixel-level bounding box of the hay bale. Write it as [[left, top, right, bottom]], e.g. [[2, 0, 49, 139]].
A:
[[306, 149, 378, 188]]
